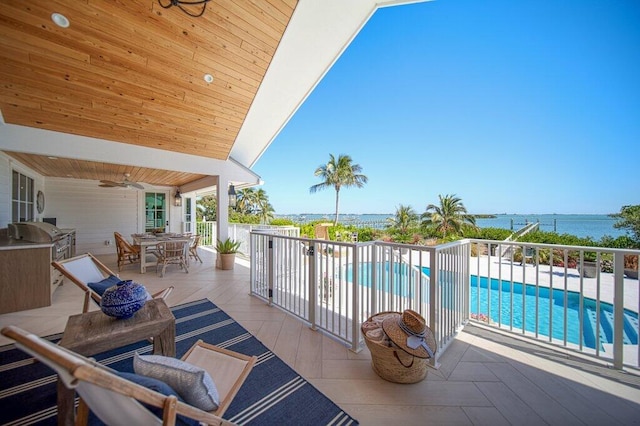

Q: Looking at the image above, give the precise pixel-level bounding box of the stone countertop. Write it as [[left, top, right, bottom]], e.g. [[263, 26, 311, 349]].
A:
[[0, 236, 53, 251]]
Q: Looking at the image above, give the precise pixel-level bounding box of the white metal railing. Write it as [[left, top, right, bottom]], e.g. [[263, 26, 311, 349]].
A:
[[468, 239, 639, 370], [249, 232, 469, 365], [249, 232, 640, 370], [195, 222, 299, 251]]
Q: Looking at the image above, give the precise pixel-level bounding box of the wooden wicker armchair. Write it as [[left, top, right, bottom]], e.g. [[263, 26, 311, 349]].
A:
[[189, 235, 203, 264], [114, 231, 141, 271], [156, 241, 189, 277]]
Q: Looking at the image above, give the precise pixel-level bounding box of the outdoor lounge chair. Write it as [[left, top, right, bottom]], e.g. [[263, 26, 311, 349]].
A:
[[52, 253, 174, 313], [1, 325, 257, 425]]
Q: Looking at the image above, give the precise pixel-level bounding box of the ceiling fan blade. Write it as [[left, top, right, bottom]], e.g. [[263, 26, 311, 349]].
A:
[[99, 180, 127, 187], [127, 181, 145, 190]]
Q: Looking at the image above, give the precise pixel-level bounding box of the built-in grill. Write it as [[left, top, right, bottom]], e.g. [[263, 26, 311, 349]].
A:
[[8, 222, 70, 261]]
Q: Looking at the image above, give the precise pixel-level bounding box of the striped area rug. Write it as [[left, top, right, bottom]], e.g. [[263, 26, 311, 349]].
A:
[[0, 299, 358, 425]]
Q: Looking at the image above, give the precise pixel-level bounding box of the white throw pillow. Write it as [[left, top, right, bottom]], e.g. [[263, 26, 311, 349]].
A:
[[133, 352, 219, 411]]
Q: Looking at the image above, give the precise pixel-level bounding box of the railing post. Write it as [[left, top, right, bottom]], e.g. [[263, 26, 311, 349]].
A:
[[371, 244, 377, 315], [268, 235, 274, 306], [429, 248, 438, 367], [351, 244, 360, 351], [613, 252, 624, 369], [308, 243, 317, 330], [249, 232, 254, 294]]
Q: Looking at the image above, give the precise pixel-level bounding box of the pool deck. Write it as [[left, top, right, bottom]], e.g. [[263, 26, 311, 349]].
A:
[[2, 251, 639, 425]]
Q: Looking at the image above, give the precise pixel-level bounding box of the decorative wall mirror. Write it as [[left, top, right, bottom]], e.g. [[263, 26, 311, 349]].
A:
[[36, 190, 45, 214]]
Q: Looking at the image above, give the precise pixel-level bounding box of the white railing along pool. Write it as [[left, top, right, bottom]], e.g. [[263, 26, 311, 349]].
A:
[[249, 232, 640, 370]]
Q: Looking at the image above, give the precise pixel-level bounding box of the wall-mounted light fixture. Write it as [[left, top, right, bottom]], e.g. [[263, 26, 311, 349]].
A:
[[174, 189, 182, 207], [228, 184, 237, 208]]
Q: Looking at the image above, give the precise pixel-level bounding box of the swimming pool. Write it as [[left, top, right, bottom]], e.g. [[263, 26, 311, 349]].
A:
[[470, 275, 638, 349], [346, 263, 638, 349]]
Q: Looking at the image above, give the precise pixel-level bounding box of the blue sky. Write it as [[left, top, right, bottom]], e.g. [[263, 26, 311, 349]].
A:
[[252, 0, 640, 216]]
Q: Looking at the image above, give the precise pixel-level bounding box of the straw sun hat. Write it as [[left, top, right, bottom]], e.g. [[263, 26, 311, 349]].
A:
[[382, 310, 436, 359]]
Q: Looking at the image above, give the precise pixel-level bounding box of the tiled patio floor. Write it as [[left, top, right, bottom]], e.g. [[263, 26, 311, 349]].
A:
[[1, 249, 639, 425]]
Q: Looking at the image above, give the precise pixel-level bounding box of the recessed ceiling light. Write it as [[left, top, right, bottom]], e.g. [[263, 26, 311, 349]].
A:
[[203, 74, 214, 84], [51, 13, 70, 28], [47, 156, 58, 160]]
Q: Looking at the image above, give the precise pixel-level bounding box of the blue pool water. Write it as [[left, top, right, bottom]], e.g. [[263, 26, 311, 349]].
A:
[[347, 263, 639, 349], [470, 275, 638, 349]]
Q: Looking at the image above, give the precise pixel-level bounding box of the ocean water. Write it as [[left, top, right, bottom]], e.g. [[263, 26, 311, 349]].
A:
[[474, 214, 624, 240], [277, 213, 625, 240]]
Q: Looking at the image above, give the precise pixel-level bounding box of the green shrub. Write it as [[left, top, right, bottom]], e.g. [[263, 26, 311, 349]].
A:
[[269, 218, 295, 226], [476, 227, 512, 241]]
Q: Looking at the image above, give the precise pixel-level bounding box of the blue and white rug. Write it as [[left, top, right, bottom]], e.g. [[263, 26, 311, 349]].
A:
[[0, 299, 358, 425]]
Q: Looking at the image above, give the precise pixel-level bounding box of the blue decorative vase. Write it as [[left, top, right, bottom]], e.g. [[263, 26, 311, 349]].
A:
[[100, 280, 148, 319]]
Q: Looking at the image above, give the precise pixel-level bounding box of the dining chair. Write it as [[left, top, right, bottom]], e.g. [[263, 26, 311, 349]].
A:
[[52, 253, 173, 313], [114, 231, 141, 271], [189, 235, 203, 264], [156, 241, 189, 277], [1, 325, 256, 426]]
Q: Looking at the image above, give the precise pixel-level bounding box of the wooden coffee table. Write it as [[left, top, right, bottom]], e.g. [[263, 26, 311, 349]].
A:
[[57, 299, 176, 426]]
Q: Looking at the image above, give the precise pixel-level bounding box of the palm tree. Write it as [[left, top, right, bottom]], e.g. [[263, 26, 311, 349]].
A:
[[387, 204, 419, 235], [235, 187, 274, 223], [258, 202, 275, 224], [421, 194, 477, 238], [236, 188, 257, 214], [310, 154, 368, 225], [254, 189, 274, 224]]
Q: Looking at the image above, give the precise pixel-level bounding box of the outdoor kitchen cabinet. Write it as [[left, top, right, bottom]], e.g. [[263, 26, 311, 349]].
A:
[[0, 244, 55, 314]]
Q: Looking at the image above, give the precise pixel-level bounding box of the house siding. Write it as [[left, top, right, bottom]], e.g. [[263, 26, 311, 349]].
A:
[[1, 153, 182, 256]]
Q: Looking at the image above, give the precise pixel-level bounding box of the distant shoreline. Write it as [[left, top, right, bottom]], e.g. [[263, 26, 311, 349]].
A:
[[279, 213, 614, 217], [275, 213, 623, 241]]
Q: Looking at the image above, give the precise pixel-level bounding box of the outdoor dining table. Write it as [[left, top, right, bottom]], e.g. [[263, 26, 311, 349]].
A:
[[132, 234, 192, 274]]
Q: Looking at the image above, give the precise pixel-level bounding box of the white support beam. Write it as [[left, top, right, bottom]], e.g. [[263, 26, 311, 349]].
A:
[[0, 124, 262, 184]]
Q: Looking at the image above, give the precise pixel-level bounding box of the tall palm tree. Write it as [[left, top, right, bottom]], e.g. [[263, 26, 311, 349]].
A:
[[236, 187, 274, 224], [421, 194, 477, 238], [310, 154, 368, 225], [387, 204, 419, 235], [258, 202, 275, 224], [254, 189, 274, 224], [236, 188, 257, 214]]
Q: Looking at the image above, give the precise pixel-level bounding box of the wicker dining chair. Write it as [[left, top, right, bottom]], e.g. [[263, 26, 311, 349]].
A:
[[114, 231, 141, 271], [189, 235, 203, 264], [156, 241, 189, 277]]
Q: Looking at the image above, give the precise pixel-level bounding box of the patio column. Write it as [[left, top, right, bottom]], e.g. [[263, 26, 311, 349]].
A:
[[216, 176, 231, 269]]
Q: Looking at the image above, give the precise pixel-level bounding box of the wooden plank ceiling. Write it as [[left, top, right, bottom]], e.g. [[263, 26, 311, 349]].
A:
[[4, 151, 206, 187], [0, 0, 296, 186]]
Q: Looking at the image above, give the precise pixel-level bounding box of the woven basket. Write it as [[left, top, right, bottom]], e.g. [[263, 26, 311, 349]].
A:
[[362, 311, 433, 384]]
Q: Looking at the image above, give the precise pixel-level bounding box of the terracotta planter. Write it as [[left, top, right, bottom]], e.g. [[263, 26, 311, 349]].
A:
[[218, 253, 236, 270]]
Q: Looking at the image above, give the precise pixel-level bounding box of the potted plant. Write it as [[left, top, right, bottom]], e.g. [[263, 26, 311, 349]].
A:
[[577, 251, 598, 278], [216, 238, 241, 270]]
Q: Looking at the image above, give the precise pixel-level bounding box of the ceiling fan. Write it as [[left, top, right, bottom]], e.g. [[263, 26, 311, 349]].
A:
[[99, 173, 145, 190]]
